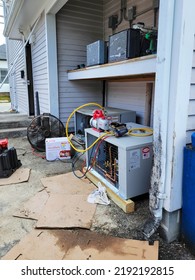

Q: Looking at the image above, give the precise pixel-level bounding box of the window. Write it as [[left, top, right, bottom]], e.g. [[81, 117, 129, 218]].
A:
[[0, 69, 9, 83]]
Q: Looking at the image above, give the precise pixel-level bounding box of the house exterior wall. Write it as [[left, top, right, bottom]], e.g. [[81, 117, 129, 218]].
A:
[[106, 81, 150, 124], [31, 13, 49, 114], [103, 0, 156, 125], [0, 60, 9, 93], [6, 38, 27, 113], [187, 36, 195, 143], [0, 60, 8, 69], [56, 0, 104, 128]]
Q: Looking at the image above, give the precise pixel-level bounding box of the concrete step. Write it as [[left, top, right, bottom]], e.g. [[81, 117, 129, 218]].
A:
[[0, 127, 28, 138], [0, 119, 31, 129], [0, 113, 32, 138]]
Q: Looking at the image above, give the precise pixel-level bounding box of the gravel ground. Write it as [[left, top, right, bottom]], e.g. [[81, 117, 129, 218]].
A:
[[0, 136, 195, 260]]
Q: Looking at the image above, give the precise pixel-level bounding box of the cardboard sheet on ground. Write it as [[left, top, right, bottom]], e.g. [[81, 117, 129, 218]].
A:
[[13, 190, 49, 220], [36, 194, 97, 229], [0, 168, 30, 186], [2, 229, 159, 260], [41, 172, 95, 195]]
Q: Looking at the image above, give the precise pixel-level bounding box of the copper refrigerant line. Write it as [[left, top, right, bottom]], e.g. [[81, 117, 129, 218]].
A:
[[95, 145, 118, 184]]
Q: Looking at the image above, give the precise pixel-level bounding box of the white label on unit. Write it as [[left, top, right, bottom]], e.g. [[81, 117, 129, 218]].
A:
[[129, 149, 140, 170]]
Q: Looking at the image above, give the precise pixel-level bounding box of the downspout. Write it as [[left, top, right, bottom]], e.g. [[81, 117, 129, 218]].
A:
[[0, 13, 42, 90], [141, 0, 176, 239]]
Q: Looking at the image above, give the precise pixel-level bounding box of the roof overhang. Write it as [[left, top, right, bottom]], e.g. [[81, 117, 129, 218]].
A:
[[3, 0, 68, 40]]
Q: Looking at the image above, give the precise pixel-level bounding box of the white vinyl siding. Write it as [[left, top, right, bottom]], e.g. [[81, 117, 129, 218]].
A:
[[106, 81, 153, 124], [187, 35, 195, 143], [6, 39, 27, 113], [56, 0, 104, 128], [31, 13, 49, 114]]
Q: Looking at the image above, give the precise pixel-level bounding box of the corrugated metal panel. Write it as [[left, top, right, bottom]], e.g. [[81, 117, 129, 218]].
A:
[[103, 0, 156, 41], [7, 39, 28, 113], [31, 13, 49, 114], [56, 0, 104, 128], [106, 81, 147, 124]]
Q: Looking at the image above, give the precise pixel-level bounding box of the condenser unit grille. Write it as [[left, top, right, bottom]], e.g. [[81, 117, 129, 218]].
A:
[[94, 142, 119, 188]]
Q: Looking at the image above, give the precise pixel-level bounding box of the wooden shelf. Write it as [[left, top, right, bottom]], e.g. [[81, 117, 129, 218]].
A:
[[67, 54, 156, 81]]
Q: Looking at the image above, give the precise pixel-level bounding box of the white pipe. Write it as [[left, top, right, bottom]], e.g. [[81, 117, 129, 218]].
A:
[[151, 0, 175, 217], [142, 0, 176, 238], [0, 13, 42, 89], [163, 0, 195, 212]]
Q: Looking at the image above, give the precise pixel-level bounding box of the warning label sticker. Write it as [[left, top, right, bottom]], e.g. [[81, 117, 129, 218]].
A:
[[130, 149, 140, 170], [142, 147, 150, 159]]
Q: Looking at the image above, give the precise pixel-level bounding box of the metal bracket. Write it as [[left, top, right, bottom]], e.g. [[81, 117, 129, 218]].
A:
[[157, 192, 167, 200]]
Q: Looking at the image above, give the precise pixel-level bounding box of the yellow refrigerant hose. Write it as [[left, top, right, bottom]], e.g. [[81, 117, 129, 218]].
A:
[[128, 127, 153, 137], [65, 102, 111, 153], [65, 103, 153, 153]]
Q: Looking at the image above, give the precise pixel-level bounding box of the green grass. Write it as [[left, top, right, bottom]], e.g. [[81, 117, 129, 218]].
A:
[[0, 95, 11, 102]]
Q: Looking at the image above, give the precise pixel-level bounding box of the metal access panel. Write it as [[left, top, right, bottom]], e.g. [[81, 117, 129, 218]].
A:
[[108, 28, 140, 62], [85, 122, 153, 200], [86, 40, 107, 66], [75, 107, 136, 138]]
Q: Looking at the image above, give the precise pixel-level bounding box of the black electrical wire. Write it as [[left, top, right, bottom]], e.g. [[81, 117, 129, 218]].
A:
[[71, 134, 111, 179], [71, 142, 96, 179]]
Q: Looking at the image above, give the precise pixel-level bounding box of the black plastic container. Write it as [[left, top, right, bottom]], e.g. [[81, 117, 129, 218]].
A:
[[0, 147, 22, 178]]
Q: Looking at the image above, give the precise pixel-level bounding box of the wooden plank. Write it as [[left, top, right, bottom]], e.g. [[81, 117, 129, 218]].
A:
[[67, 55, 156, 81], [67, 74, 155, 82], [144, 83, 153, 126], [68, 54, 156, 72], [107, 76, 155, 82], [84, 168, 135, 213]]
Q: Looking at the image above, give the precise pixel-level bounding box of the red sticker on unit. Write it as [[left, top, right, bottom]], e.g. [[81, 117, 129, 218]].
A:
[[142, 147, 150, 159]]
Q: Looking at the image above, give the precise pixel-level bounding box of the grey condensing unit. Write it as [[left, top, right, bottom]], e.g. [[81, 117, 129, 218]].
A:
[[108, 28, 140, 62], [85, 123, 153, 200], [86, 40, 107, 66]]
